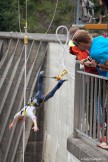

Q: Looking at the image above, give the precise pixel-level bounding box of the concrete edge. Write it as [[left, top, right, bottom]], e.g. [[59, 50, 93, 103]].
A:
[[0, 32, 67, 43], [67, 134, 108, 162]]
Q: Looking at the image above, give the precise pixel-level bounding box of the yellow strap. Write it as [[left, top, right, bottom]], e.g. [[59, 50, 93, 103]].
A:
[[55, 69, 68, 80], [59, 69, 68, 77], [24, 108, 27, 116], [29, 102, 35, 106], [23, 102, 36, 116]]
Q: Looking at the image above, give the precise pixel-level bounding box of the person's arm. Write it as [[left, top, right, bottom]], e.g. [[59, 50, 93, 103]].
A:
[[9, 112, 21, 129], [27, 109, 39, 132], [80, 59, 89, 65], [96, 60, 108, 71], [9, 117, 17, 129], [32, 118, 39, 132], [81, 57, 97, 67], [104, 60, 108, 68], [81, 55, 108, 70]]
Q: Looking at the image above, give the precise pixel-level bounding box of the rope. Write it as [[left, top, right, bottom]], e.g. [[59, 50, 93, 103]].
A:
[[55, 25, 75, 80], [22, 41, 27, 162], [17, 0, 58, 40], [17, 0, 24, 36], [25, 0, 28, 28], [16, 2, 71, 162], [41, 26, 75, 105], [18, 0, 21, 33], [22, 15, 28, 162]]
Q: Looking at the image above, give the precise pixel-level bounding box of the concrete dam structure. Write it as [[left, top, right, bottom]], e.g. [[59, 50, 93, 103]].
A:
[[0, 32, 80, 162]]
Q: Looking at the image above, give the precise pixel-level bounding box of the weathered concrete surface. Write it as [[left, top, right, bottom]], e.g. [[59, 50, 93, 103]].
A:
[[0, 33, 108, 162], [67, 135, 108, 162], [42, 42, 80, 162], [0, 36, 48, 162], [0, 32, 80, 162], [0, 32, 67, 43]]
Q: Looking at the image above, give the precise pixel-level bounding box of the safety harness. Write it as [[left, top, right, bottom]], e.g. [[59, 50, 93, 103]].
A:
[[28, 101, 39, 107], [21, 69, 68, 116], [21, 101, 39, 116]]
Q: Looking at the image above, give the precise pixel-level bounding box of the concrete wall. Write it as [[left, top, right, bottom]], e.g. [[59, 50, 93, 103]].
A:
[[0, 32, 81, 162], [43, 42, 80, 162]]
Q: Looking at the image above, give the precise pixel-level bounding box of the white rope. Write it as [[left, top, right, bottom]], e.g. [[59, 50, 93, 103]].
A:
[[56, 25, 75, 79], [17, 0, 24, 36], [18, 0, 21, 33], [22, 39, 27, 162], [25, 0, 28, 28], [22, 0, 28, 160]]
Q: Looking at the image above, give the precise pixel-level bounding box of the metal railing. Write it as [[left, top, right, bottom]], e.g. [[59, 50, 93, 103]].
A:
[[74, 62, 108, 144]]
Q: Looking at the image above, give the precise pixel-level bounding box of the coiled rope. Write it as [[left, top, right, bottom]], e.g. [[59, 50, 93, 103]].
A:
[[56, 25, 75, 79]]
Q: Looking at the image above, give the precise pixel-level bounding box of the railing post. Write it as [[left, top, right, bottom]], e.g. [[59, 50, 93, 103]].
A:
[[76, 0, 81, 24], [73, 61, 80, 138]]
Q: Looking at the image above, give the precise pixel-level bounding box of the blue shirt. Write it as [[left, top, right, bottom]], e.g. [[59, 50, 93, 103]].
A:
[[89, 36, 108, 77]]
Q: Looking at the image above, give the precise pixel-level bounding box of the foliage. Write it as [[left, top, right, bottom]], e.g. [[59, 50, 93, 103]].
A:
[[0, 0, 75, 33], [0, 0, 100, 33]]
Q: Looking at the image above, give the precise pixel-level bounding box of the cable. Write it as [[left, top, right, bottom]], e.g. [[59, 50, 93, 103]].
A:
[[25, 0, 28, 28], [18, 0, 21, 33], [17, 0, 24, 36], [16, 2, 73, 162], [22, 11, 28, 162], [56, 25, 75, 79]]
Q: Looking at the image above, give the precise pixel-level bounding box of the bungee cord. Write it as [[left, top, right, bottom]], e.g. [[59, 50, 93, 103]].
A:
[[56, 25, 75, 80], [22, 0, 28, 161], [17, 0, 24, 36], [0, 73, 68, 89], [25, 0, 28, 29], [18, 0, 21, 33], [10, 1, 74, 162], [22, 28, 28, 162]]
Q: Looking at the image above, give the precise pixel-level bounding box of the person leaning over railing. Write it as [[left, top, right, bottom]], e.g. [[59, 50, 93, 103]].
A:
[[72, 29, 108, 149], [69, 28, 103, 140], [72, 29, 108, 77], [69, 27, 99, 75]]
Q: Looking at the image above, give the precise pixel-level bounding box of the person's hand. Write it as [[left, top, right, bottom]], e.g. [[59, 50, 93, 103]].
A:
[[9, 123, 14, 129], [99, 0, 103, 6], [85, 59, 97, 67], [80, 59, 86, 65], [90, 59, 97, 67], [32, 126, 39, 132], [100, 67, 108, 71], [84, 60, 93, 67]]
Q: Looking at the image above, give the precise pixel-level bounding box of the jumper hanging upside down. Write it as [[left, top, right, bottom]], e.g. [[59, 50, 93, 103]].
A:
[[9, 71, 67, 132]]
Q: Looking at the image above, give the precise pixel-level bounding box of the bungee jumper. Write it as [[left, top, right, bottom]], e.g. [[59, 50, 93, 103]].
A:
[[9, 70, 68, 132]]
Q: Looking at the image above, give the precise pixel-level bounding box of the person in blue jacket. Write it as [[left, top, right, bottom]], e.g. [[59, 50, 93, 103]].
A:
[[72, 29, 108, 77], [72, 29, 108, 149]]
